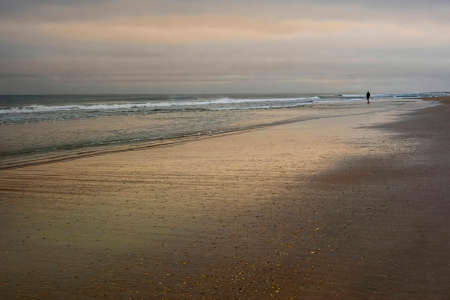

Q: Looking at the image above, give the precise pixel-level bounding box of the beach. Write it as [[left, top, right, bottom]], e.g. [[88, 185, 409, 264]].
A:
[[1, 97, 450, 299]]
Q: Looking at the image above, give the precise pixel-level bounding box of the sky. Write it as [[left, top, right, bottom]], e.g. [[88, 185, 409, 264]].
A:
[[1, 0, 449, 94]]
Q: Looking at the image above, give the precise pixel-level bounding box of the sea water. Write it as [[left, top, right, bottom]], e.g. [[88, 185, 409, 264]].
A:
[[0, 92, 446, 167]]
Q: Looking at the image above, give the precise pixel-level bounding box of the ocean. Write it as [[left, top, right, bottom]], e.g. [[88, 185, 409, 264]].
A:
[[0, 92, 446, 168]]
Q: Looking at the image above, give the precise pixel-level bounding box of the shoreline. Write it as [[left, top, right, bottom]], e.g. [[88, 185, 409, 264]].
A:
[[1, 97, 450, 298]]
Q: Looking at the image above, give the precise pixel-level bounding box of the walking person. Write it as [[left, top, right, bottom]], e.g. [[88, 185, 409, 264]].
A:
[[366, 91, 371, 104]]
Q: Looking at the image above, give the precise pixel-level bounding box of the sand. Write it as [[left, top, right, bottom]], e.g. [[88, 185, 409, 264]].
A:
[[1, 98, 450, 299]]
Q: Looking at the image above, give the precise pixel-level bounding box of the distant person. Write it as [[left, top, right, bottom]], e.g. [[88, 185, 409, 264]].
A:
[[366, 91, 371, 104]]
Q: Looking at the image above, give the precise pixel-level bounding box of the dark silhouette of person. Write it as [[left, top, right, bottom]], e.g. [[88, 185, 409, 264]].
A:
[[366, 91, 371, 104]]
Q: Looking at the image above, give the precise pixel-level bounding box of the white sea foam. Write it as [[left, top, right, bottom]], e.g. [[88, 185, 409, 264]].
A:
[[341, 93, 384, 98], [0, 96, 320, 114], [341, 92, 448, 99], [2, 93, 447, 115], [340, 94, 364, 98]]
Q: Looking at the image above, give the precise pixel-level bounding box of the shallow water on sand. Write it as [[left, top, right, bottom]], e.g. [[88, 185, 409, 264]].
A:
[[0, 98, 437, 168]]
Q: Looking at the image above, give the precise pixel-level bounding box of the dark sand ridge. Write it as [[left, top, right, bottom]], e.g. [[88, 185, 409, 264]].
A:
[[0, 97, 449, 299]]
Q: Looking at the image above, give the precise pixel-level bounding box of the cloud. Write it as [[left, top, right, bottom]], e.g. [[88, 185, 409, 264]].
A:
[[1, 0, 450, 94]]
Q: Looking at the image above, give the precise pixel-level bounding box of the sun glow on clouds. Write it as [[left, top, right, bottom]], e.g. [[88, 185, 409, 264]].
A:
[[30, 14, 444, 48], [40, 15, 354, 44]]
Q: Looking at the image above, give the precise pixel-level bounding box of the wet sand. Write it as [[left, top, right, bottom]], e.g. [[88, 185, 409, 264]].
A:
[[1, 98, 450, 299]]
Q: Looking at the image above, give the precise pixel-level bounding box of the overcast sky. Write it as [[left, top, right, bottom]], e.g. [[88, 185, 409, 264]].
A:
[[1, 0, 449, 94]]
